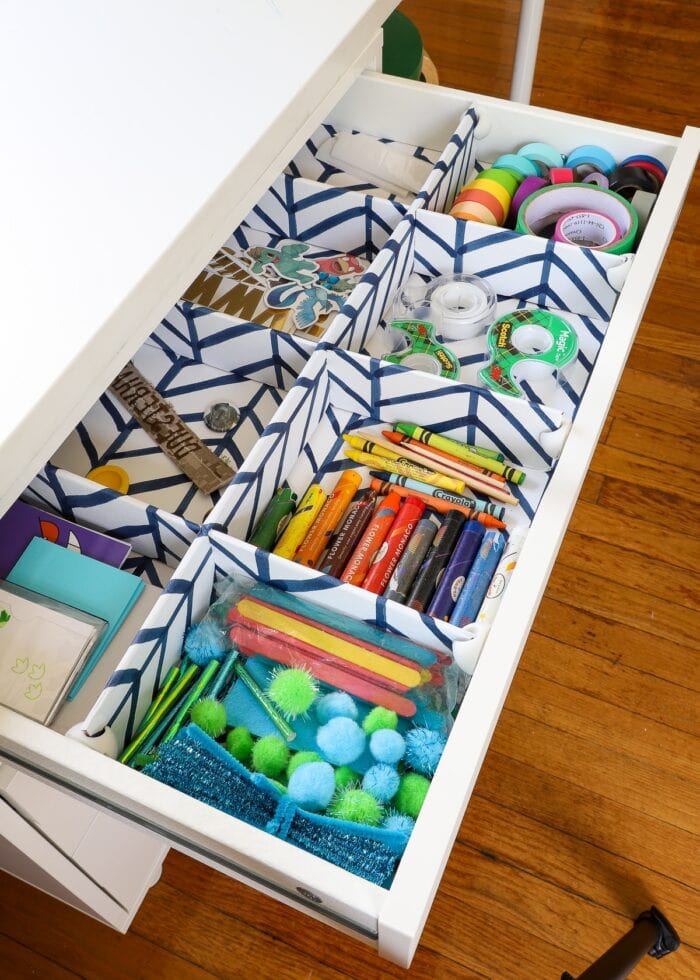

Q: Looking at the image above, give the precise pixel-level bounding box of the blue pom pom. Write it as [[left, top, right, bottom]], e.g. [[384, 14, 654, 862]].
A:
[[316, 717, 366, 766], [369, 728, 405, 765], [287, 761, 336, 812], [405, 727, 446, 776], [183, 620, 228, 666], [316, 691, 358, 724], [362, 764, 400, 803], [382, 810, 415, 835]]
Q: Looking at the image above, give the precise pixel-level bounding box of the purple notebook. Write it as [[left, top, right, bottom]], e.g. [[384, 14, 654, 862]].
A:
[[0, 501, 130, 580]]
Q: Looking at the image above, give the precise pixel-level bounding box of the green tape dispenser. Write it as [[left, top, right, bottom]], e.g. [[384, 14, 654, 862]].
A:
[[385, 319, 460, 379], [478, 309, 578, 398]]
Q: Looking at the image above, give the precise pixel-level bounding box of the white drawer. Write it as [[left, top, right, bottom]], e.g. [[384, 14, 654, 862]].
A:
[[0, 72, 697, 968]]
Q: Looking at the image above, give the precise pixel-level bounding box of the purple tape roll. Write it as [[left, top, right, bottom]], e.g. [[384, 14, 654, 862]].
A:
[[508, 175, 548, 227], [581, 170, 609, 188], [553, 209, 622, 250]]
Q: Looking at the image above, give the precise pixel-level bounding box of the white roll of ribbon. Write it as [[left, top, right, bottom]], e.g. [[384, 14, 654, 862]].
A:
[[426, 273, 497, 341]]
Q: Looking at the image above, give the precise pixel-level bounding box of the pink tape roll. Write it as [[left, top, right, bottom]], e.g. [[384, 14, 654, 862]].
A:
[[549, 167, 575, 184], [553, 209, 622, 250], [508, 175, 548, 227]]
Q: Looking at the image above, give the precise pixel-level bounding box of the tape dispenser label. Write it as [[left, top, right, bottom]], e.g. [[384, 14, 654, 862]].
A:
[[386, 319, 460, 379], [478, 310, 578, 397]]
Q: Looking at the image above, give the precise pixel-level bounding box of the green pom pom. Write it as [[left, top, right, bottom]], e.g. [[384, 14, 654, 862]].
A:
[[395, 772, 430, 818], [134, 751, 157, 768], [287, 750, 321, 779], [251, 735, 290, 777], [329, 788, 382, 826], [225, 726, 254, 763], [334, 765, 358, 789], [190, 698, 227, 738], [362, 706, 399, 735], [268, 667, 318, 719]]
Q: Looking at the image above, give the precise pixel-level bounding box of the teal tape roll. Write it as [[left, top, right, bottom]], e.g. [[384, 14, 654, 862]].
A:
[[515, 183, 638, 254]]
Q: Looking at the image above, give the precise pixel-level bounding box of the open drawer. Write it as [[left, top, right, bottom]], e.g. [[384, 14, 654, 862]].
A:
[[0, 71, 697, 968]]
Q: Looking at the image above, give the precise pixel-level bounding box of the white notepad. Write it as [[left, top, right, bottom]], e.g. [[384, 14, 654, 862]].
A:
[[0, 583, 105, 724]]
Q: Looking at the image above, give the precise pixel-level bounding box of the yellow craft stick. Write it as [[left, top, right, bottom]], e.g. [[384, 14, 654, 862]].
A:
[[344, 448, 465, 494], [236, 597, 423, 689], [273, 484, 327, 560]]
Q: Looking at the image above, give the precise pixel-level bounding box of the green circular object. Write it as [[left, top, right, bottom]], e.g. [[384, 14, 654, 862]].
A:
[[251, 735, 290, 777], [190, 698, 227, 738], [287, 750, 322, 779], [362, 706, 399, 735], [475, 168, 522, 195], [395, 773, 430, 818], [225, 726, 254, 763], [268, 667, 318, 719], [329, 788, 383, 826], [334, 765, 359, 789], [382, 11, 423, 81]]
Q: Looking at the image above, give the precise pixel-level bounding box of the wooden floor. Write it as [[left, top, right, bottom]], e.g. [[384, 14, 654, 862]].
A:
[[2, 2, 698, 977]]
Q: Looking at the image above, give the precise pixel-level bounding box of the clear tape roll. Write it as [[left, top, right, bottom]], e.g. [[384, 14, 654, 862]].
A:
[[426, 274, 497, 341]]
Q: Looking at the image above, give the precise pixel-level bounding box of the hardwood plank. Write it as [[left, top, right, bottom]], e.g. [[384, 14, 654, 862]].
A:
[[624, 344, 700, 389], [617, 366, 698, 411], [578, 470, 604, 504], [589, 443, 698, 502], [0, 932, 79, 980], [606, 389, 694, 438], [596, 477, 700, 537], [606, 417, 699, 472]]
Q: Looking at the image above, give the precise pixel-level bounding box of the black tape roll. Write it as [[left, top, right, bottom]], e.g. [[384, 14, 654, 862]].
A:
[[608, 165, 660, 200]]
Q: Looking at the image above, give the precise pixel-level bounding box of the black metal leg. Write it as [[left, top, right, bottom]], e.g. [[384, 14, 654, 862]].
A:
[[561, 907, 680, 980]]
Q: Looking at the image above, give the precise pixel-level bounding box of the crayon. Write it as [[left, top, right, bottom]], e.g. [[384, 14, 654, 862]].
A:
[[382, 431, 507, 486], [468, 445, 505, 462], [406, 511, 466, 613], [427, 520, 485, 621], [371, 470, 506, 519], [273, 484, 327, 560], [370, 478, 507, 529], [344, 448, 465, 494], [449, 529, 508, 626], [248, 487, 298, 551], [340, 490, 402, 585], [294, 470, 362, 567], [384, 510, 441, 604], [475, 527, 526, 628], [343, 433, 401, 462], [319, 488, 377, 577], [394, 422, 526, 484], [362, 495, 426, 594]]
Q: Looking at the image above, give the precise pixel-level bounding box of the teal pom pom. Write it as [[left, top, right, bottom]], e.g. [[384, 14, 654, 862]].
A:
[[329, 788, 382, 826], [287, 761, 335, 812], [382, 810, 415, 835], [369, 728, 405, 765], [268, 667, 318, 719], [190, 698, 227, 738], [362, 764, 400, 803], [405, 727, 446, 776], [226, 726, 253, 763], [184, 620, 228, 666], [362, 706, 398, 735], [287, 750, 322, 779], [316, 717, 366, 766], [251, 735, 290, 777], [316, 691, 358, 724]]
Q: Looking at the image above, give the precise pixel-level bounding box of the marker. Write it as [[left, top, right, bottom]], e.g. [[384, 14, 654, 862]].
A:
[[340, 491, 402, 585], [273, 484, 327, 560], [382, 431, 507, 485], [406, 511, 466, 613], [294, 470, 362, 567], [384, 510, 441, 604], [371, 470, 506, 519], [344, 448, 465, 494], [450, 529, 508, 626], [370, 478, 507, 529], [248, 487, 298, 551], [427, 520, 485, 621], [362, 496, 426, 594], [475, 527, 526, 628], [319, 488, 377, 577], [394, 422, 526, 484]]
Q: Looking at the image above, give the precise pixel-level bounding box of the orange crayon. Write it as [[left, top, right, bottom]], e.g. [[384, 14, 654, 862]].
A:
[[340, 491, 402, 586], [294, 470, 362, 567]]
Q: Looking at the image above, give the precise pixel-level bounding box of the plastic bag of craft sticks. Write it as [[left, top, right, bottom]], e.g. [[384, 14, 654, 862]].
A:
[[183, 575, 461, 743]]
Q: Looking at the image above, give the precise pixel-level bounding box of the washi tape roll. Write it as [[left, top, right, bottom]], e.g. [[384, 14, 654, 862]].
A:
[[475, 168, 522, 196], [453, 187, 506, 225], [608, 164, 661, 198], [426, 273, 497, 341], [450, 198, 499, 225], [564, 144, 617, 176], [553, 209, 622, 250], [620, 153, 667, 175], [508, 175, 548, 225], [492, 153, 541, 178], [518, 142, 564, 170], [549, 167, 575, 184], [618, 159, 666, 189], [516, 183, 638, 254], [463, 177, 512, 215], [581, 171, 609, 188]]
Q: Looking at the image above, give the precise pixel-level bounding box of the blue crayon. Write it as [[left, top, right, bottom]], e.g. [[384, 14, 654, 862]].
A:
[[384, 510, 442, 604], [370, 470, 506, 520], [427, 520, 485, 622], [449, 529, 508, 626]]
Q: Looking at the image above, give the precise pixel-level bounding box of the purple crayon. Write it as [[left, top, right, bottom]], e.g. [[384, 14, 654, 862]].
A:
[[449, 529, 508, 626], [427, 520, 485, 621]]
